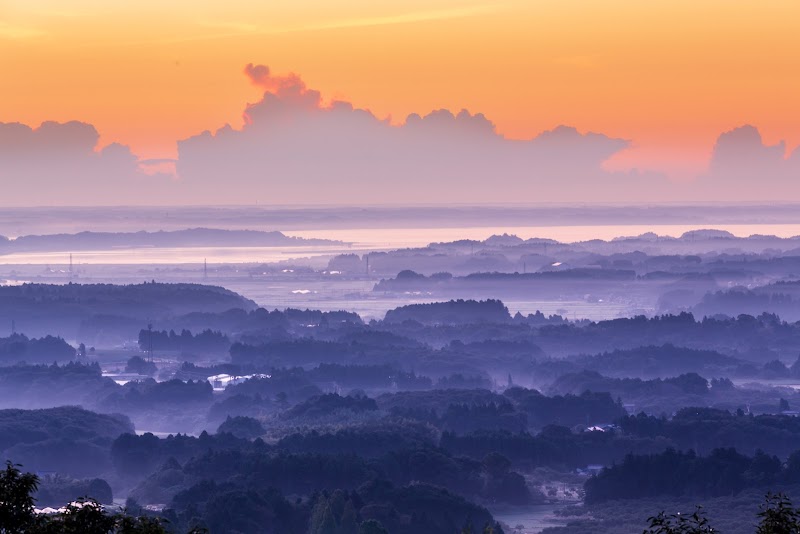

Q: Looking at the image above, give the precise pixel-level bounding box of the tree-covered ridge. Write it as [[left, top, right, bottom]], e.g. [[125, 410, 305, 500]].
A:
[[382, 299, 511, 325], [0, 406, 133, 448], [0, 282, 254, 308], [11, 286, 800, 532], [0, 407, 134, 481], [374, 269, 637, 295], [585, 447, 792, 504], [109, 429, 509, 533], [0, 282, 257, 342], [0, 334, 76, 364], [137, 329, 230, 355], [0, 363, 119, 410], [284, 393, 379, 420]]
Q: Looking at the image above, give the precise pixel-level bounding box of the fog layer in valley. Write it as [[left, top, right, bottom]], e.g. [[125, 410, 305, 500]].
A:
[[3, 213, 800, 533]]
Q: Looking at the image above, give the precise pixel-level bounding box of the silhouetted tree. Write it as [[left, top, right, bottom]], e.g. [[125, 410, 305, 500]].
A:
[[756, 493, 800, 534], [0, 461, 39, 533], [0, 463, 172, 533], [643, 507, 714, 533]]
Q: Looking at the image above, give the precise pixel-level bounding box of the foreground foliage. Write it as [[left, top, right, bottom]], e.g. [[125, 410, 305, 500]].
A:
[[0, 461, 175, 534], [643, 493, 800, 533]]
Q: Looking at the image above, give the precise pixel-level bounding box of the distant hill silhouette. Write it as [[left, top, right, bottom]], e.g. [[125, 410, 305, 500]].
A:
[[0, 228, 340, 253]]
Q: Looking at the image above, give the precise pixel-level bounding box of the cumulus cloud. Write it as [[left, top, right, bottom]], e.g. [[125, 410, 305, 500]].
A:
[[693, 125, 800, 201], [0, 121, 172, 206], [13, 66, 799, 206], [177, 64, 665, 204]]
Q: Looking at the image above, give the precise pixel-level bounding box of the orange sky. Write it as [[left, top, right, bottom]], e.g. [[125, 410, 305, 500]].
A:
[[2, 0, 799, 178]]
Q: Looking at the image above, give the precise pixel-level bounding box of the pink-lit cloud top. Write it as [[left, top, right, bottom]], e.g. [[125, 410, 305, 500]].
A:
[[1, 65, 799, 206]]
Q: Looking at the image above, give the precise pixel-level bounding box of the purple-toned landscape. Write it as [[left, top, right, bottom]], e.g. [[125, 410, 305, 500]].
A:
[[2, 2, 800, 533]]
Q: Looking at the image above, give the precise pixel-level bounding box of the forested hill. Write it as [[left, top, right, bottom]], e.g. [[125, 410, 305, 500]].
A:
[[0, 282, 257, 341], [383, 298, 511, 325]]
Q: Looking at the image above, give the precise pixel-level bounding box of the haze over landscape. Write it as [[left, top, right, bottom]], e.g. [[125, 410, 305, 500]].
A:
[[3, 2, 800, 534]]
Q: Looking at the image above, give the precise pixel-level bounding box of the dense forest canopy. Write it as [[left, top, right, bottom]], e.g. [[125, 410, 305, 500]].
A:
[[2, 255, 800, 533]]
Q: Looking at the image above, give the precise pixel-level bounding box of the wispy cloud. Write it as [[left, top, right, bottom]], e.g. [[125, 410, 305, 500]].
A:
[[107, 4, 498, 48], [201, 4, 496, 37], [275, 4, 495, 34], [193, 20, 259, 34], [0, 21, 46, 40]]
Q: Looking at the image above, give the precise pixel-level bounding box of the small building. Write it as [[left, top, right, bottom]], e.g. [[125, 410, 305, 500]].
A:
[[207, 373, 270, 391]]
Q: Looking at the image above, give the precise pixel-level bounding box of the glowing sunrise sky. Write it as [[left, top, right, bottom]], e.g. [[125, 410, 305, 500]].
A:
[[1, 0, 799, 204]]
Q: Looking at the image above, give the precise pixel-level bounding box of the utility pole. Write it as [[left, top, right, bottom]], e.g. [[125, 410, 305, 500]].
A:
[[203, 258, 208, 280]]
